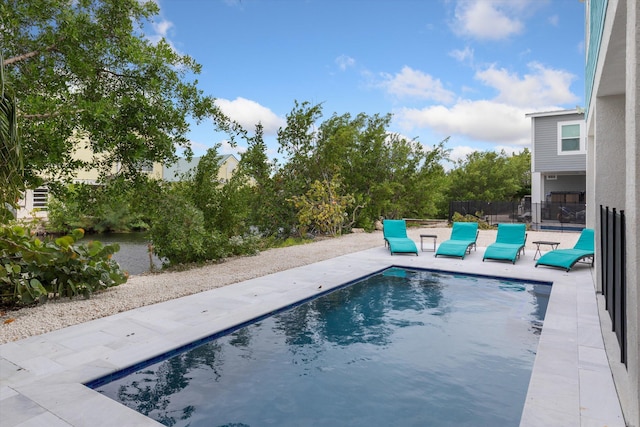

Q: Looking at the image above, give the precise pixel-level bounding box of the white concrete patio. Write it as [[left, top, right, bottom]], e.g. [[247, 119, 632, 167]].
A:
[[0, 243, 625, 426]]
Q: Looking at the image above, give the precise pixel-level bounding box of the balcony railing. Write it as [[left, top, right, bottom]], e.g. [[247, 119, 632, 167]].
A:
[[586, 0, 608, 117]]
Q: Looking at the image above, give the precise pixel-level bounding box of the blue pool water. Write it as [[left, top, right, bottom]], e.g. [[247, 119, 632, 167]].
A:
[[92, 267, 550, 426]]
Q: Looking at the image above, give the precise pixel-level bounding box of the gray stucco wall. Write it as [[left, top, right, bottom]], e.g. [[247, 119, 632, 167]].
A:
[[594, 96, 626, 212], [593, 92, 634, 427], [586, 0, 640, 424], [625, 0, 640, 420]]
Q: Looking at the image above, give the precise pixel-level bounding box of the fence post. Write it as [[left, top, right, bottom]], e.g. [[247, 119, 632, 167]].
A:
[[600, 205, 606, 296], [617, 210, 626, 364]]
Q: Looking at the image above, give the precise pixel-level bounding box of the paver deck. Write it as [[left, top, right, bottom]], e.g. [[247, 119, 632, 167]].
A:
[[0, 244, 625, 426]]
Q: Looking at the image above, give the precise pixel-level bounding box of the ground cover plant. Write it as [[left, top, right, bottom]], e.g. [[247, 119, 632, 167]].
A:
[[0, 226, 127, 307]]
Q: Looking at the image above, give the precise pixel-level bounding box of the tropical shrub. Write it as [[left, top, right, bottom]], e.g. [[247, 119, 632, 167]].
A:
[[451, 211, 493, 230], [46, 196, 97, 232], [47, 183, 150, 234], [289, 178, 354, 236], [149, 200, 207, 265], [0, 225, 127, 306]]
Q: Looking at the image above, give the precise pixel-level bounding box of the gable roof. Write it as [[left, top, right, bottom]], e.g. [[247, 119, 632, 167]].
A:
[[525, 108, 584, 119]]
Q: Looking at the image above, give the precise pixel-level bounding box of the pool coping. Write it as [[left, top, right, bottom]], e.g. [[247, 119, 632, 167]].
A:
[[0, 245, 625, 426]]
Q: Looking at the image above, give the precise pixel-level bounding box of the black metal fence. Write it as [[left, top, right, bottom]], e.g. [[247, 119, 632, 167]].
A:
[[600, 205, 626, 365], [449, 201, 586, 231]]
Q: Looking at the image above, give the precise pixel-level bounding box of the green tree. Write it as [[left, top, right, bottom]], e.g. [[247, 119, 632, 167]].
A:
[[269, 102, 450, 233], [277, 101, 324, 193], [146, 146, 260, 266], [238, 124, 271, 185], [190, 146, 252, 240], [236, 124, 283, 236], [507, 148, 532, 199], [446, 149, 530, 201], [190, 147, 225, 232], [1, 0, 239, 188], [312, 112, 449, 226], [266, 101, 324, 236]]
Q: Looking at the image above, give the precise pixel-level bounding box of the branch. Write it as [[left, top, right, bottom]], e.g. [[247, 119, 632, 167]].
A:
[[349, 204, 365, 228], [21, 109, 85, 120], [4, 45, 58, 66], [98, 68, 133, 79]]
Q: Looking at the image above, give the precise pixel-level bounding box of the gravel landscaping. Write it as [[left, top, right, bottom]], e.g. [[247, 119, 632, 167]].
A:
[[0, 227, 582, 344]]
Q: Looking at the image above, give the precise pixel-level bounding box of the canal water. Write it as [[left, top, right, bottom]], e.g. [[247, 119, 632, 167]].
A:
[[80, 232, 163, 276]]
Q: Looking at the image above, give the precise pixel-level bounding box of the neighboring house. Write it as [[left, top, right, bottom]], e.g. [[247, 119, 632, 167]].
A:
[[525, 109, 586, 229], [15, 187, 49, 221], [72, 143, 164, 183], [586, 0, 639, 425], [15, 141, 163, 221], [162, 154, 239, 183], [15, 152, 239, 221]]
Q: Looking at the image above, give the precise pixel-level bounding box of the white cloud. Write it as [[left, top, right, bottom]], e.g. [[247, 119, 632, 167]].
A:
[[518, 48, 532, 59], [187, 139, 210, 154], [391, 58, 578, 150], [214, 97, 286, 135], [453, 0, 524, 40], [548, 14, 559, 26], [494, 145, 526, 156], [395, 100, 531, 146], [448, 145, 480, 164], [145, 18, 181, 54], [449, 46, 474, 64], [475, 62, 578, 108], [380, 66, 455, 104], [441, 144, 525, 170], [152, 19, 173, 37], [336, 55, 356, 71], [218, 139, 247, 155]]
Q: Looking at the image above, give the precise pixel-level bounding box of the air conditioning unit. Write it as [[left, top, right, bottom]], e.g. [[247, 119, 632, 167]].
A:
[[546, 175, 558, 180]]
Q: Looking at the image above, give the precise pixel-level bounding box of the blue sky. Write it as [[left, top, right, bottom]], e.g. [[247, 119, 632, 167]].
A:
[[146, 0, 585, 166]]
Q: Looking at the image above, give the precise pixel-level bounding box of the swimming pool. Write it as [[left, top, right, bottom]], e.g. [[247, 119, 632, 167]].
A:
[[90, 267, 551, 426]]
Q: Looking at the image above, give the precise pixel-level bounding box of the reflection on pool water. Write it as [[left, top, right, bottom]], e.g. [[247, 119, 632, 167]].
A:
[[91, 267, 551, 426]]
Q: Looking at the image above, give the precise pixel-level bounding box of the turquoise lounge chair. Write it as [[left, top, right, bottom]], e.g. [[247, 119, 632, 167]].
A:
[[434, 222, 479, 259], [536, 228, 594, 272], [383, 219, 418, 256], [483, 223, 527, 264]]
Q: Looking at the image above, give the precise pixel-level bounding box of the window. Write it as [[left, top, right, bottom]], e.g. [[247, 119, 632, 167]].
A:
[[557, 121, 585, 155], [33, 187, 49, 210], [561, 124, 580, 151], [137, 161, 153, 172]]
